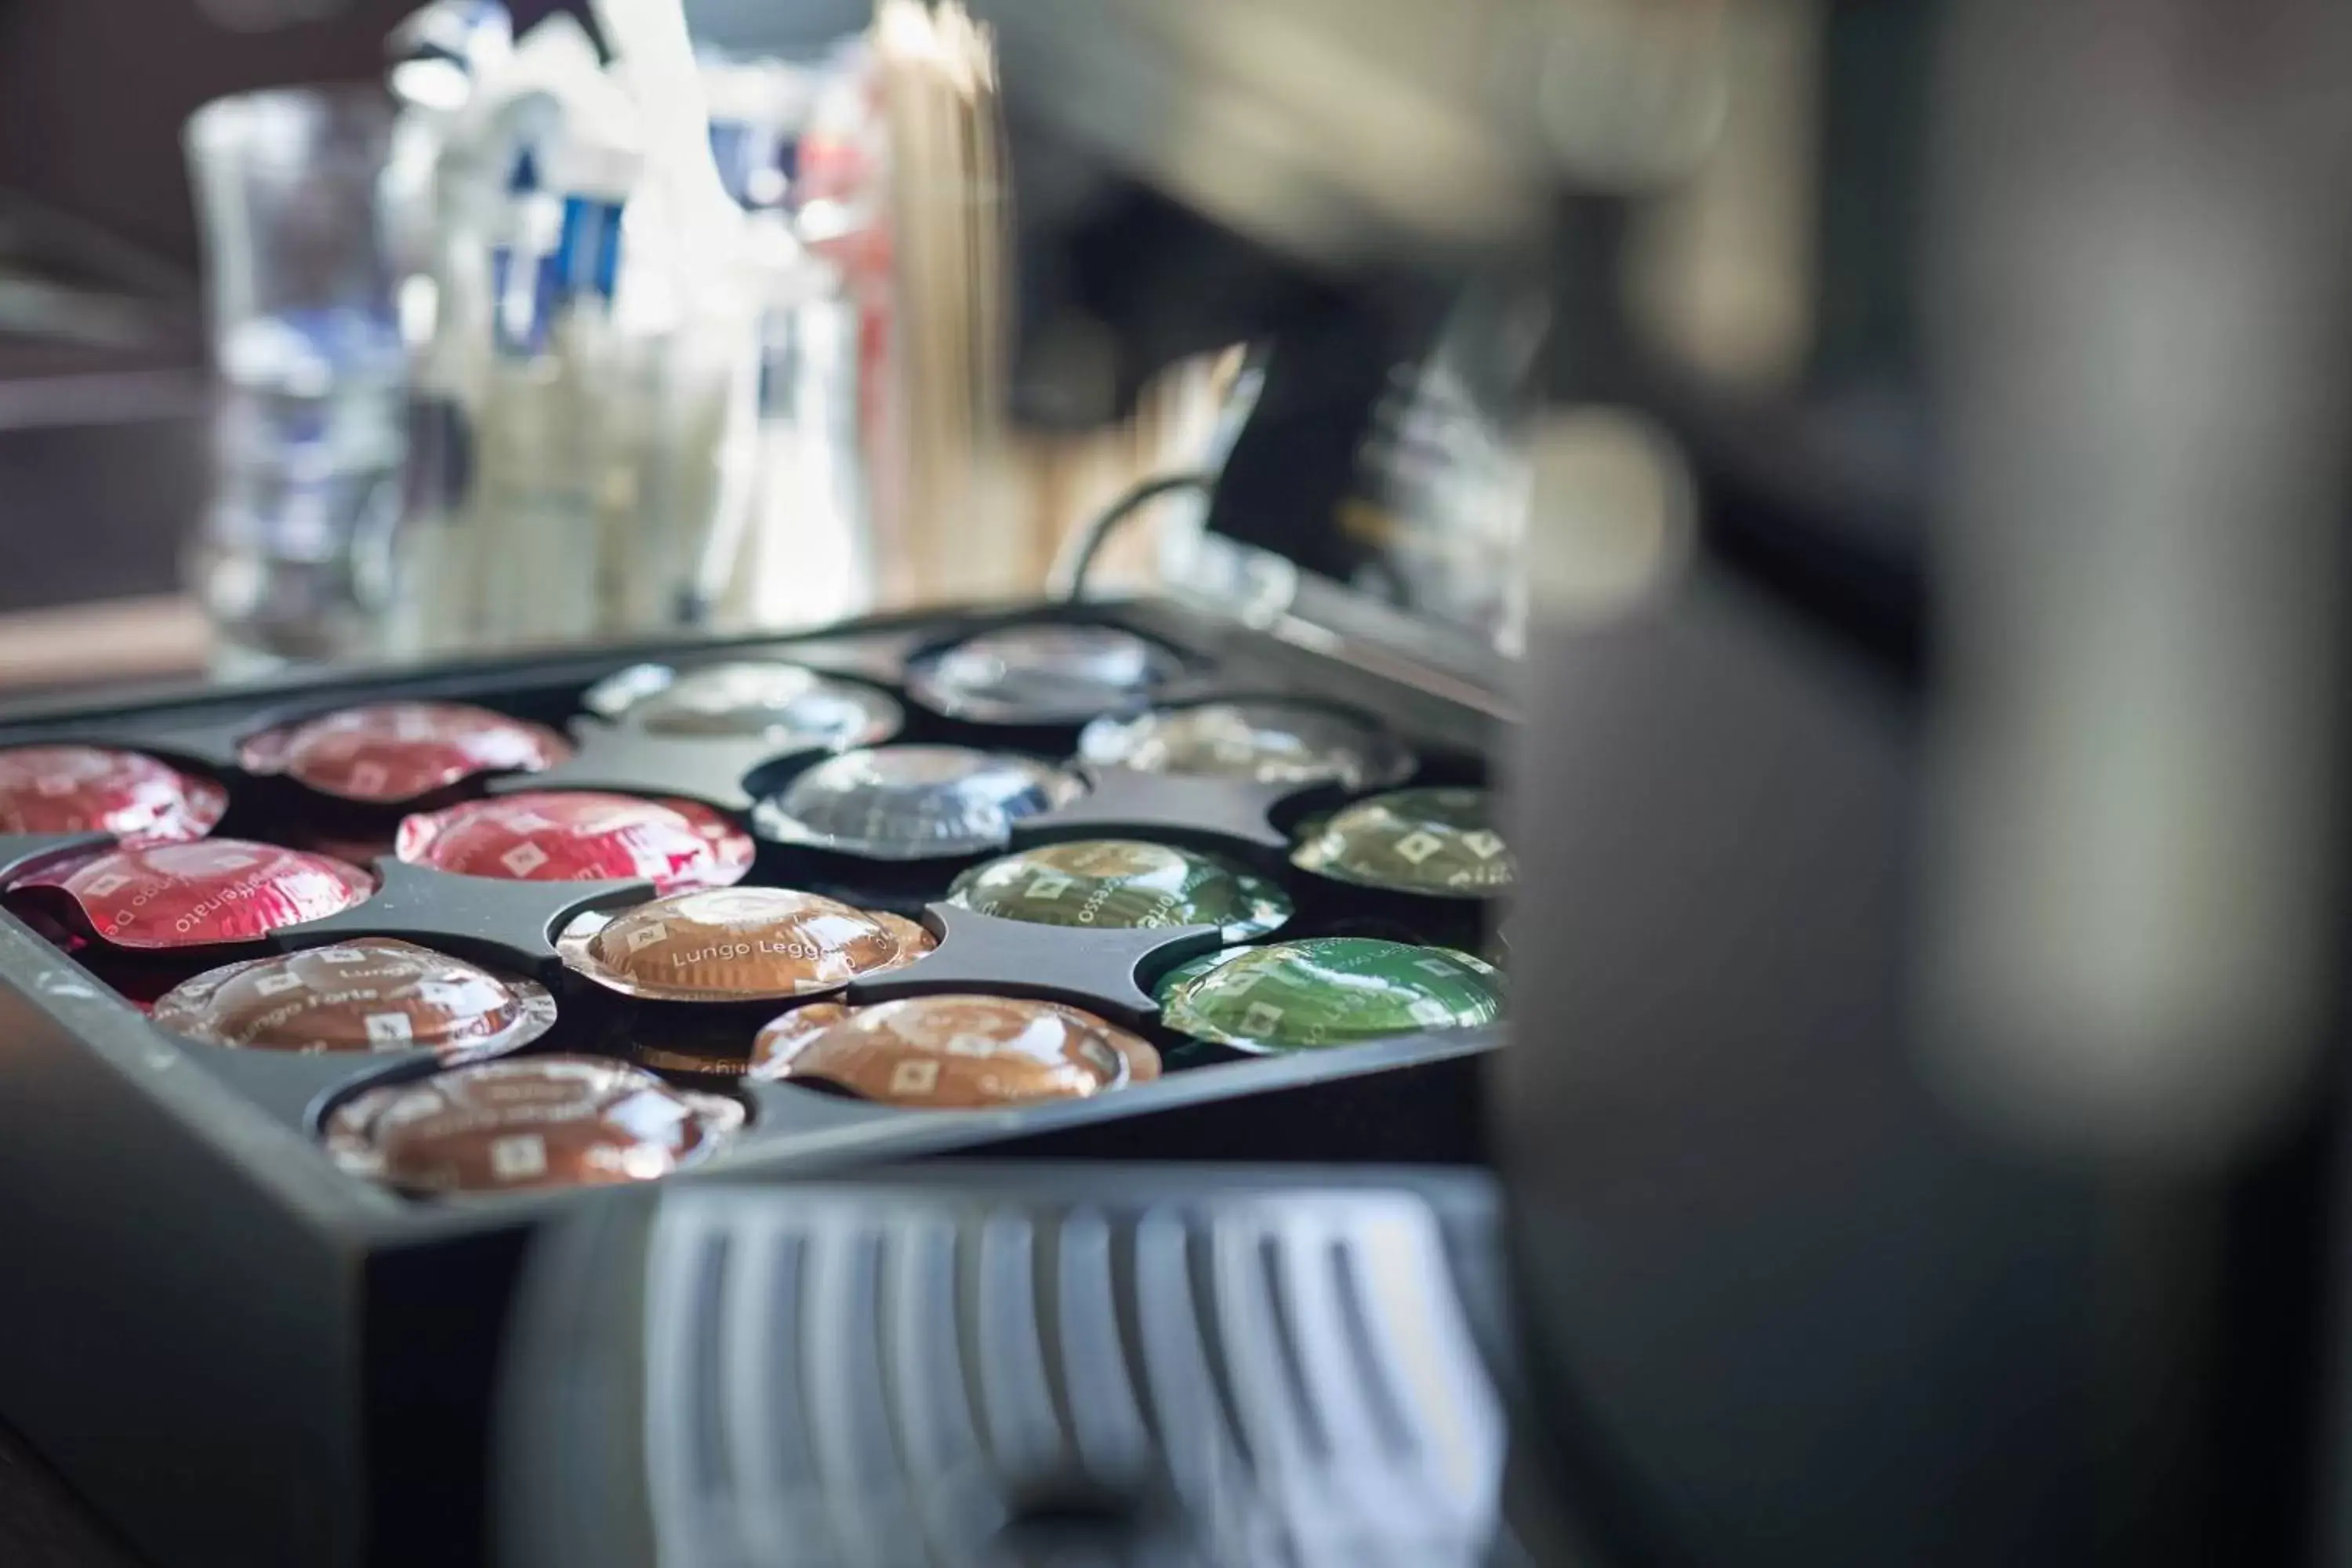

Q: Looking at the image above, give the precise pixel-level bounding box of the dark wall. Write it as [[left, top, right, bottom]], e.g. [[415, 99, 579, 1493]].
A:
[[0, 0, 585, 616], [0, 0, 582, 270]]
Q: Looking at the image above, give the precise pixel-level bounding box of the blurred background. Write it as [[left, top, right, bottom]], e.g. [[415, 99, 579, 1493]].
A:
[[0, 0, 1239, 691], [13, 2, 2352, 1562]]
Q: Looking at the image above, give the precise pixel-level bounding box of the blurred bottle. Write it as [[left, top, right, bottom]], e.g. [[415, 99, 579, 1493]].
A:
[[691, 54, 873, 630], [183, 85, 405, 676], [468, 135, 636, 648]]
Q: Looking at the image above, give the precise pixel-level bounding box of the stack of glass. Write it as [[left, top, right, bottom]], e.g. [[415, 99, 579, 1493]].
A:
[[183, 1, 886, 673]]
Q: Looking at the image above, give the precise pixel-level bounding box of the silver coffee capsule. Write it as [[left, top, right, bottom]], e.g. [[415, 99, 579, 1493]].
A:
[[583, 660, 902, 750], [751, 744, 1085, 860], [905, 624, 1183, 723]]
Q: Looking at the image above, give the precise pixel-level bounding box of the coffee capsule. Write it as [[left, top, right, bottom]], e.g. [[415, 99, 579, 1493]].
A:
[[0, 744, 228, 846], [947, 839, 1290, 942], [1078, 701, 1412, 789], [1036, 999, 1162, 1083], [324, 1056, 743, 1194], [866, 909, 938, 973], [769, 995, 1160, 1083], [906, 624, 1183, 723], [14, 839, 374, 950], [624, 1040, 760, 1081], [396, 790, 753, 892], [1157, 936, 1504, 1053], [583, 660, 902, 748], [556, 886, 909, 1002], [751, 746, 1083, 860], [1289, 786, 1514, 897], [152, 938, 555, 1061], [750, 993, 1145, 1107], [1151, 945, 1252, 1001], [239, 700, 571, 804]]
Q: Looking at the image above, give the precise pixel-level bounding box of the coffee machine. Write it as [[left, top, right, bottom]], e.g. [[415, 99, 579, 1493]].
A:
[[492, 2, 2352, 1563]]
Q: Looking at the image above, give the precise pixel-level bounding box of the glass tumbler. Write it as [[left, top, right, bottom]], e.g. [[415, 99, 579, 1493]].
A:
[[184, 85, 405, 674]]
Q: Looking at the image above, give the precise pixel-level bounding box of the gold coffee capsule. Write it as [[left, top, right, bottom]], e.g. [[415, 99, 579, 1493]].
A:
[[556, 886, 910, 1003], [151, 938, 556, 1062], [1036, 999, 1162, 1083], [750, 993, 1140, 1108], [867, 909, 938, 974], [324, 1056, 744, 1194], [750, 995, 1157, 1083], [625, 1040, 760, 1080]]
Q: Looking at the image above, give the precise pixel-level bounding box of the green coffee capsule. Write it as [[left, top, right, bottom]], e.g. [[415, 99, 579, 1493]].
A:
[[1152, 945, 1253, 1001], [949, 839, 1290, 942], [1289, 786, 1513, 897], [1157, 936, 1504, 1053]]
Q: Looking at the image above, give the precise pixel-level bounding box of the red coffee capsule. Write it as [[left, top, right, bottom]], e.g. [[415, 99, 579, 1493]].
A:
[[151, 938, 557, 1062], [394, 790, 753, 893], [323, 1055, 746, 1194], [238, 701, 571, 804], [13, 839, 373, 950], [0, 744, 227, 846]]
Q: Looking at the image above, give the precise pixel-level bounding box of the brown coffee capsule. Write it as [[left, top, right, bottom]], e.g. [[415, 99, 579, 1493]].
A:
[[151, 938, 556, 1062], [626, 1040, 759, 1081], [323, 1055, 744, 1194], [867, 909, 938, 975], [555, 886, 904, 1002], [750, 993, 1136, 1108], [1036, 999, 1161, 1083]]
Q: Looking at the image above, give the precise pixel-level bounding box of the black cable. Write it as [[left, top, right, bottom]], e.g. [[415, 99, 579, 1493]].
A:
[[1053, 471, 1216, 600]]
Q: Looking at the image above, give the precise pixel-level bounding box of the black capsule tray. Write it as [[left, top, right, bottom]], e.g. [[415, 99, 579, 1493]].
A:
[[0, 597, 1508, 1568]]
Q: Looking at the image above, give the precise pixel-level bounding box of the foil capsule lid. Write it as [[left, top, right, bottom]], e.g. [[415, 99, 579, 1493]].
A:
[[947, 838, 1290, 942], [556, 886, 909, 1002], [396, 790, 754, 893], [324, 1055, 745, 1194], [1157, 936, 1504, 1053], [906, 624, 1184, 723], [239, 700, 572, 804], [1078, 701, 1413, 789], [866, 909, 938, 974], [152, 937, 556, 1060], [15, 839, 374, 950], [751, 746, 1083, 861], [750, 993, 1142, 1107], [1152, 944, 1253, 1000], [0, 744, 229, 846], [583, 660, 903, 748], [1289, 786, 1515, 898]]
